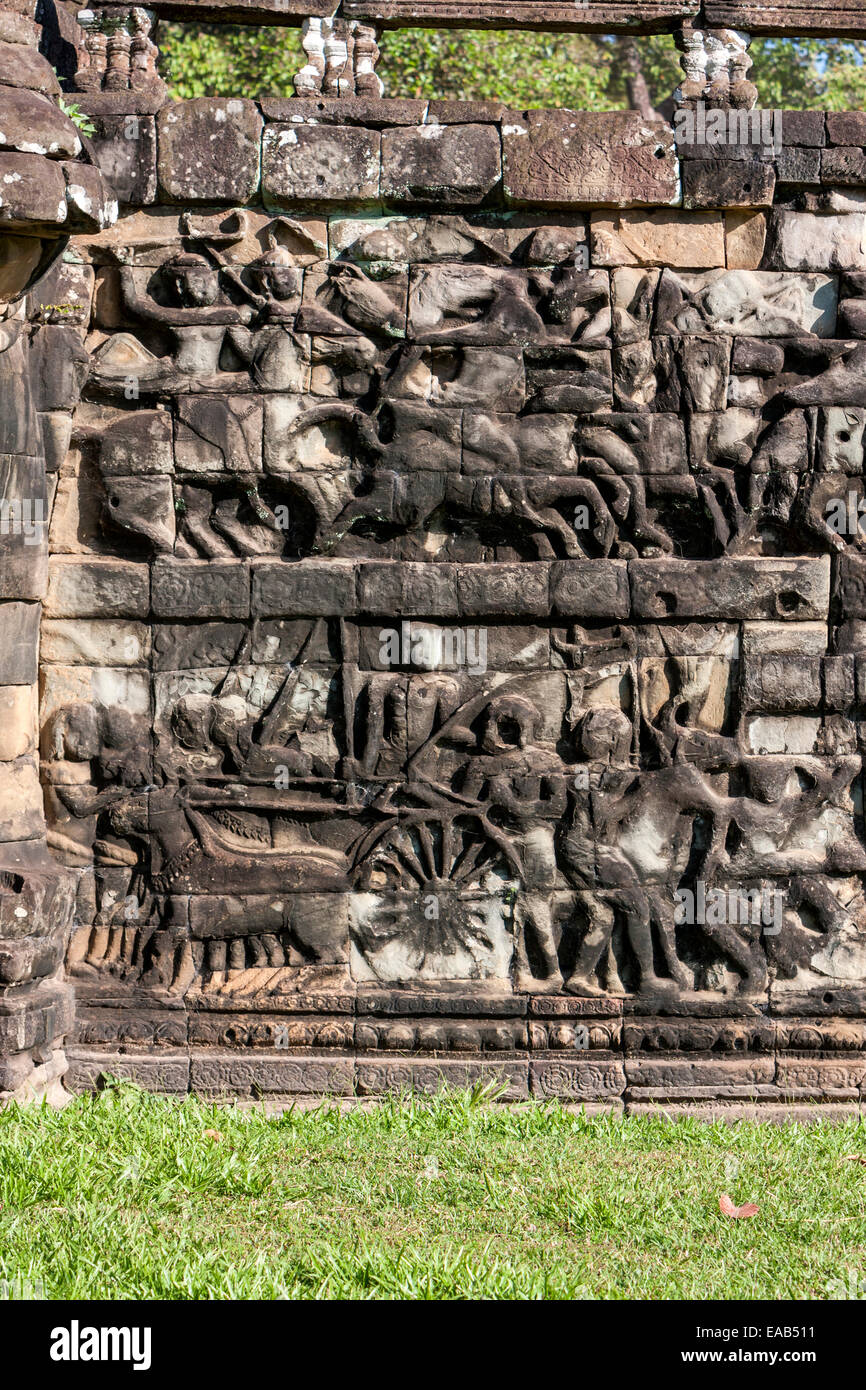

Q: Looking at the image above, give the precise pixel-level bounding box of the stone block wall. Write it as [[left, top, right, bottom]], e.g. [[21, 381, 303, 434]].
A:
[[0, 0, 114, 1103], [6, 4, 866, 1114]]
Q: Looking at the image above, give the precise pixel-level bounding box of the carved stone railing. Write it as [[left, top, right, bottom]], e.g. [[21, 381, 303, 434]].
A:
[[55, 1, 866, 101], [70, 0, 866, 35]]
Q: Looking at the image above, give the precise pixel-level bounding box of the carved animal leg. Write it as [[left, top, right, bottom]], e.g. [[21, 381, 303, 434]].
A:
[[700, 921, 767, 995], [620, 889, 665, 992], [647, 887, 691, 989], [514, 892, 564, 993], [178, 485, 234, 559], [357, 675, 401, 778], [169, 940, 196, 996], [565, 893, 615, 997], [623, 476, 674, 555]]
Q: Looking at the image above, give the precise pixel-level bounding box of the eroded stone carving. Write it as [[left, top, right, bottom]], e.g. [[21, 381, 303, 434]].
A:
[[0, 36, 863, 1109]]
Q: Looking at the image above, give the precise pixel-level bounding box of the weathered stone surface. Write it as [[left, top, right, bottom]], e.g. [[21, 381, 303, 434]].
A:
[[152, 559, 250, 619], [0, 86, 80, 159], [157, 99, 263, 204], [550, 560, 630, 618], [683, 158, 776, 210], [86, 115, 158, 206], [45, 558, 149, 618], [0, 684, 35, 759], [778, 111, 826, 147], [655, 268, 837, 336], [0, 602, 39, 684], [0, 41, 59, 96], [767, 211, 866, 271], [262, 97, 427, 127], [827, 112, 866, 146], [425, 101, 508, 125], [725, 211, 767, 269], [630, 558, 830, 621], [41, 620, 150, 668], [822, 147, 866, 185], [262, 124, 380, 207], [0, 152, 67, 228], [345, 1, 699, 27], [252, 559, 357, 616], [776, 145, 822, 185], [61, 162, 118, 233], [5, 36, 866, 1110], [381, 123, 501, 205], [0, 757, 42, 840], [705, 1, 866, 36], [503, 111, 678, 208], [591, 211, 725, 268]]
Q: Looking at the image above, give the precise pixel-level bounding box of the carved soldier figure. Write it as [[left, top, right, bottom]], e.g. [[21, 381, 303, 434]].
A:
[[561, 707, 688, 997], [457, 693, 566, 991]]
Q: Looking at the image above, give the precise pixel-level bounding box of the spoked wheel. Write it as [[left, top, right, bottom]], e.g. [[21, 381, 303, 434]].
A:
[[353, 810, 520, 892]]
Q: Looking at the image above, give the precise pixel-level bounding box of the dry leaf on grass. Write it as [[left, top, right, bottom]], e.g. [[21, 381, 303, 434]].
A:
[[841, 1154, 866, 1165], [203, 1129, 223, 1143], [719, 1192, 759, 1218]]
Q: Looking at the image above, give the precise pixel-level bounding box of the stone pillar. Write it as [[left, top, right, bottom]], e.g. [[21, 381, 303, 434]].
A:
[[0, 0, 115, 1104]]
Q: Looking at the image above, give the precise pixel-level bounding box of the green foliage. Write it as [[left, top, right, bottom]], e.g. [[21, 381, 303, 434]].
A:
[[1, 1083, 865, 1299], [748, 38, 866, 110], [158, 22, 866, 112], [378, 29, 615, 107], [57, 96, 97, 137], [159, 22, 304, 100]]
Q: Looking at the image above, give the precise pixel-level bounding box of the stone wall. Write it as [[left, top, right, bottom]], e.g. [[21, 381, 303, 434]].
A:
[[5, 6, 866, 1115], [0, 0, 114, 1103]]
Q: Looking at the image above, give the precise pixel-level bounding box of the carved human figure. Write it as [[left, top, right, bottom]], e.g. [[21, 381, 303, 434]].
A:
[[457, 694, 566, 991], [223, 238, 308, 391], [561, 707, 687, 996], [118, 252, 252, 376]]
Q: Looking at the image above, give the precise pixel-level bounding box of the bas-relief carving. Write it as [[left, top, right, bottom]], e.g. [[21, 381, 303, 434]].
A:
[[27, 143, 866, 1100], [47, 210, 866, 1004]]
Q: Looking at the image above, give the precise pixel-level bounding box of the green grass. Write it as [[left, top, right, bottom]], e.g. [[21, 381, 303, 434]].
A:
[[1, 1081, 866, 1300]]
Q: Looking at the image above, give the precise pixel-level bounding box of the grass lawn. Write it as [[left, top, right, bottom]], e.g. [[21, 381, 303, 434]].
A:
[[1, 1081, 865, 1300]]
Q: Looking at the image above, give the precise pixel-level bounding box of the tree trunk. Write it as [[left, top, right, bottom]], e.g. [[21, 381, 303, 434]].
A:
[[616, 37, 661, 119]]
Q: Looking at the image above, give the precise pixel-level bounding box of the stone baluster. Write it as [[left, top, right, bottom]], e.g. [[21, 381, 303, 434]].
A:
[[674, 25, 757, 111], [78, 16, 109, 92], [294, 15, 383, 99], [294, 16, 326, 96], [352, 22, 383, 99], [322, 19, 353, 97], [104, 22, 133, 89], [129, 6, 162, 91]]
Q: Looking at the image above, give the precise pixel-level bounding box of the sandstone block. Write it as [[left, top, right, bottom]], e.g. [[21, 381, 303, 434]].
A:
[[503, 111, 678, 209], [381, 123, 501, 205], [157, 99, 262, 204], [262, 124, 380, 207], [591, 211, 724, 268]]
